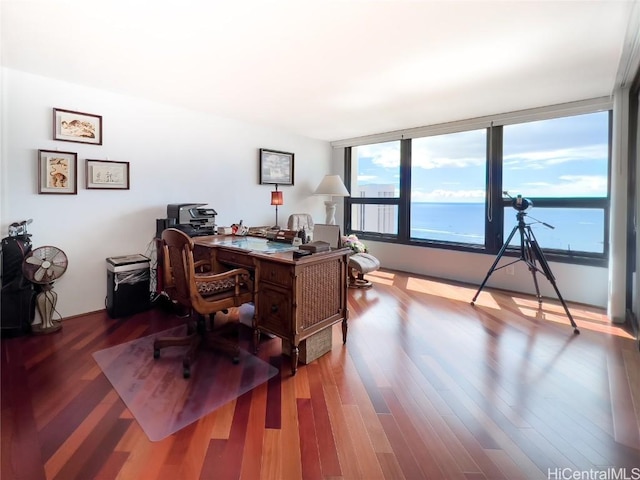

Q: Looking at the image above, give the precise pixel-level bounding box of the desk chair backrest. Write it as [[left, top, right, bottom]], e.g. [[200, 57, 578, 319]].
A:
[[162, 228, 195, 308], [313, 224, 342, 248], [287, 214, 314, 233]]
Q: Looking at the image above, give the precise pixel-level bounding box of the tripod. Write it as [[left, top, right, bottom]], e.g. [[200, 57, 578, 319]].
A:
[[471, 211, 579, 334]]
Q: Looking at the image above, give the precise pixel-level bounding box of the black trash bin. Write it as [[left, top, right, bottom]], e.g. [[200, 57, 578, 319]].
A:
[[106, 254, 150, 318]]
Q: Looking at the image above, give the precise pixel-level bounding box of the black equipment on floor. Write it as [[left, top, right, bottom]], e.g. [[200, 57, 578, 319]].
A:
[[470, 204, 579, 334], [1, 228, 35, 337], [106, 255, 151, 318]]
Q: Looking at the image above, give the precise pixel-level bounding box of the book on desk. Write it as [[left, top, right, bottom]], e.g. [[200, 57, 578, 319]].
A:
[[298, 241, 330, 253]]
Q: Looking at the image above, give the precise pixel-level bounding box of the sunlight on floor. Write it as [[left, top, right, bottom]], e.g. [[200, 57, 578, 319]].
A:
[[511, 296, 634, 339], [406, 277, 502, 309], [399, 275, 634, 340], [367, 270, 395, 286]]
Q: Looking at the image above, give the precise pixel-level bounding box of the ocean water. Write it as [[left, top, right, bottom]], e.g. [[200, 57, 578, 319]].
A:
[[409, 203, 604, 253]]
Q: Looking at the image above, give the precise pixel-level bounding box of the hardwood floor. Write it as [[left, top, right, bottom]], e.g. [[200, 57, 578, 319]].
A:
[[2, 269, 639, 479]]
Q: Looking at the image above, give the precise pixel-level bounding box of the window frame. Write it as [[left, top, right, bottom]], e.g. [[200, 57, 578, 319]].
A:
[[343, 102, 612, 268]]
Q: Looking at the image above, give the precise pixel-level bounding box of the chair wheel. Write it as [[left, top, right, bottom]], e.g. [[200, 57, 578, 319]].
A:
[[153, 349, 160, 359], [183, 367, 191, 379], [232, 356, 240, 364]]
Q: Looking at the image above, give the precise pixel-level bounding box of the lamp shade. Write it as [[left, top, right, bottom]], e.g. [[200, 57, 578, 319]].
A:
[[271, 190, 284, 206], [314, 175, 350, 197]]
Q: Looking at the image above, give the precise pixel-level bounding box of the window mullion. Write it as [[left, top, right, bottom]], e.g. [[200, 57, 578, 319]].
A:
[[486, 125, 503, 253], [398, 138, 411, 243]]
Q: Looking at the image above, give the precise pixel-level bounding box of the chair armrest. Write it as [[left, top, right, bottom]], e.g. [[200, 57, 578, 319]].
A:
[[194, 268, 253, 296], [195, 268, 250, 283], [193, 259, 211, 272]]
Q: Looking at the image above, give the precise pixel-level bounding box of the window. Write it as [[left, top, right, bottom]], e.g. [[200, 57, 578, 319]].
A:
[[344, 104, 611, 265], [349, 141, 401, 235], [410, 129, 487, 245], [502, 112, 609, 255]]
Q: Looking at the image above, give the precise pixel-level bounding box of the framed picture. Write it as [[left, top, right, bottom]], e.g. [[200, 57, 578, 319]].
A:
[[259, 148, 294, 185], [53, 108, 103, 145], [38, 150, 78, 194], [86, 159, 130, 190]]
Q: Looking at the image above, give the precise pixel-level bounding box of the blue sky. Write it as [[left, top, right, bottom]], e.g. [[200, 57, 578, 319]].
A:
[[354, 111, 609, 203]]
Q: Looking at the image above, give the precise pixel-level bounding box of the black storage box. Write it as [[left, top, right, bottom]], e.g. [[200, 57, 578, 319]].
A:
[[106, 254, 151, 318]]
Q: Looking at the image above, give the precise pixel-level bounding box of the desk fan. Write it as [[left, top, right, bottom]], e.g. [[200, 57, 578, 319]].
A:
[[22, 245, 68, 334]]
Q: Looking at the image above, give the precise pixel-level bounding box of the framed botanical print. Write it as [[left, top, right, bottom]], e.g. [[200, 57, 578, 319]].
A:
[[86, 159, 130, 190], [38, 150, 78, 194], [259, 148, 294, 185]]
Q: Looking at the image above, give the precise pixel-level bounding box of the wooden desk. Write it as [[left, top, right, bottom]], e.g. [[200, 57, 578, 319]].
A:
[[192, 236, 349, 374]]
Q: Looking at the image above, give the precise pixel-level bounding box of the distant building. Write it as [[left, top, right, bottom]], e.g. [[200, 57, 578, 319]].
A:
[[351, 184, 396, 233]]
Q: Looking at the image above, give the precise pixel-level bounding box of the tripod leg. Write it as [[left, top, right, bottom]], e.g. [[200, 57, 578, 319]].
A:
[[522, 231, 543, 305], [528, 234, 580, 334], [471, 225, 519, 305]]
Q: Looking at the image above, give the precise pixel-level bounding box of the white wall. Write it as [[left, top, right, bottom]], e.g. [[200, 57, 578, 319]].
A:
[[368, 241, 607, 307], [1, 68, 331, 318]]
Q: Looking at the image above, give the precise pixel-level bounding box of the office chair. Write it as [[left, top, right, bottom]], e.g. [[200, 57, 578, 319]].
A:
[[287, 213, 314, 241], [153, 228, 254, 378]]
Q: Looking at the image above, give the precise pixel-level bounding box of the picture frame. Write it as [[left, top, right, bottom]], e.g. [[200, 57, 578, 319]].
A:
[[53, 108, 103, 145], [86, 159, 130, 190], [259, 148, 294, 185], [38, 150, 78, 194]]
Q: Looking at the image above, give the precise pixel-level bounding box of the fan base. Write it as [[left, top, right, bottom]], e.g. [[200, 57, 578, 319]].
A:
[[31, 321, 62, 335]]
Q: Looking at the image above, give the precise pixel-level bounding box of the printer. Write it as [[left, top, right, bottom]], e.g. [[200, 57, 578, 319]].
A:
[[164, 203, 217, 237]]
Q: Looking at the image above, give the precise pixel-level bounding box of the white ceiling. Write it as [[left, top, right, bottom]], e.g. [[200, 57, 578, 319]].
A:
[[2, 1, 638, 142]]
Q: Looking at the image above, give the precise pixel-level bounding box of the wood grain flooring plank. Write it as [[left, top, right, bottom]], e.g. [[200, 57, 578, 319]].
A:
[[240, 382, 268, 480], [381, 386, 468, 480], [484, 448, 537, 480], [44, 390, 121, 479], [342, 404, 385, 479], [425, 360, 547, 479], [260, 428, 282, 480], [265, 356, 282, 429], [329, 329, 395, 456], [39, 374, 114, 462], [199, 438, 227, 480], [441, 414, 508, 480], [0, 340, 46, 480], [608, 347, 640, 449], [294, 361, 311, 399], [112, 423, 172, 480], [307, 363, 342, 477], [375, 451, 406, 480], [344, 340, 390, 414], [297, 398, 323, 480], [377, 412, 431, 479], [52, 402, 130, 480], [202, 386, 253, 480], [323, 383, 362, 479], [281, 373, 303, 480], [210, 400, 235, 440], [93, 451, 129, 480]]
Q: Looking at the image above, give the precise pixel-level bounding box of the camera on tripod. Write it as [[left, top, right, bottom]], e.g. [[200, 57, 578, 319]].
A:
[[471, 191, 579, 334], [504, 191, 533, 212]]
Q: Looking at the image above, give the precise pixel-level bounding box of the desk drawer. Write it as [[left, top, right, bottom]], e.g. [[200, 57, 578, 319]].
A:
[[217, 248, 255, 269], [259, 262, 293, 288], [258, 286, 292, 336]]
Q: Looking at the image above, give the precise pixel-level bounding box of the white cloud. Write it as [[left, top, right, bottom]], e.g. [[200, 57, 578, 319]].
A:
[[504, 145, 607, 170], [520, 175, 607, 196], [412, 188, 485, 202], [356, 143, 400, 168]]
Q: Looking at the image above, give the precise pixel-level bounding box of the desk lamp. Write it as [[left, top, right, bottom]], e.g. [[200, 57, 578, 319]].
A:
[[271, 185, 284, 230], [314, 174, 350, 225]]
